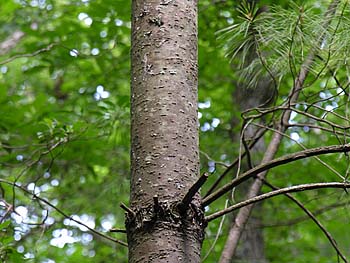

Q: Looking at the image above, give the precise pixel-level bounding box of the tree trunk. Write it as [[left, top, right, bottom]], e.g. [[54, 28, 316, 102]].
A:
[[128, 1, 205, 262]]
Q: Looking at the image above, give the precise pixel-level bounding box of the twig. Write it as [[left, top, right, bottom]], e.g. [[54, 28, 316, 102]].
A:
[[110, 228, 127, 233], [254, 123, 345, 181], [0, 200, 13, 224], [0, 43, 58, 65], [257, 201, 349, 228], [120, 203, 136, 218], [153, 195, 160, 213], [202, 200, 228, 262], [251, 122, 345, 180], [200, 151, 229, 168], [244, 105, 350, 131], [262, 179, 347, 262], [286, 123, 350, 138], [204, 127, 267, 197]]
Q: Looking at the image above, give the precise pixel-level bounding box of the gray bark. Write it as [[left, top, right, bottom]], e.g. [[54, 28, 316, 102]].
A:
[[128, 0, 204, 262]]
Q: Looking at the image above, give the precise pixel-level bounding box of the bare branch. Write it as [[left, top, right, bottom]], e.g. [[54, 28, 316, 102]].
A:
[[0, 179, 127, 247], [243, 105, 350, 131], [205, 182, 350, 222], [202, 143, 350, 206], [287, 123, 350, 138], [251, 122, 345, 180]]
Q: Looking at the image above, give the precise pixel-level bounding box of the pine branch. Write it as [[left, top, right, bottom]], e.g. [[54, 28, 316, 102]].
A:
[[218, 1, 342, 262]]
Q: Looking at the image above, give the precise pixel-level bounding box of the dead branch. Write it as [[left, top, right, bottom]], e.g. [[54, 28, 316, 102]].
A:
[[179, 173, 209, 212]]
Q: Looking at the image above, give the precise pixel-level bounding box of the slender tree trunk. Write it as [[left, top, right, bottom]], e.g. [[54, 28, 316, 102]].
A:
[[223, 81, 272, 263], [128, 1, 204, 262]]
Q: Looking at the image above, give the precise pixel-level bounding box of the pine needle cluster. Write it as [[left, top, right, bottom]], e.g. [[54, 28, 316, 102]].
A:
[[218, 0, 350, 90]]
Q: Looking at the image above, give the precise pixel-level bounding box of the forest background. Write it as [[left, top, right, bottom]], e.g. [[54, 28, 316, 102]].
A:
[[1, 0, 350, 262]]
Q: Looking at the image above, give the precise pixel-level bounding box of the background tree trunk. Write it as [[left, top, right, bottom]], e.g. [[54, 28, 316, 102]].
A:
[[128, 0, 205, 262], [220, 80, 273, 263]]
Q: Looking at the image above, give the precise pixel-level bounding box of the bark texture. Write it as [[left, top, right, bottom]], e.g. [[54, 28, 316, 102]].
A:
[[128, 0, 204, 262]]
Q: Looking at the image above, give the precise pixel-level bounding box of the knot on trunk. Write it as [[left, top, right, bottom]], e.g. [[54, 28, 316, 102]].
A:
[[125, 199, 206, 242]]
